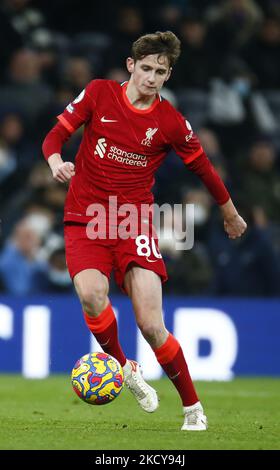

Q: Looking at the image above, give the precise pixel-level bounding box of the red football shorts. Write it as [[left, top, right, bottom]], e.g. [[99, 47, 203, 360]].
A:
[[64, 222, 168, 293]]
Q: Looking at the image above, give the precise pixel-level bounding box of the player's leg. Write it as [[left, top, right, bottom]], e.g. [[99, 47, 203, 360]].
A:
[[64, 223, 126, 367], [124, 266, 207, 430], [124, 266, 167, 347], [74, 268, 126, 367], [74, 268, 109, 315]]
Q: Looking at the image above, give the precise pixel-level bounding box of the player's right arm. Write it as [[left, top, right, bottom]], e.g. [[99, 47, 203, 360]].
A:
[[48, 154, 75, 183], [42, 81, 98, 182], [42, 122, 75, 182]]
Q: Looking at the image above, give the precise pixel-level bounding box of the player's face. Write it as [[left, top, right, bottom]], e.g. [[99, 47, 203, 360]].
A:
[[127, 54, 171, 96]]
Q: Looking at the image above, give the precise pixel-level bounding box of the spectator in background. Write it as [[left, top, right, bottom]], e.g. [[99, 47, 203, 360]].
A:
[[45, 246, 72, 292], [241, 16, 280, 89], [0, 161, 62, 239], [0, 3, 22, 78], [0, 111, 39, 206], [157, 203, 213, 295], [196, 128, 229, 181], [241, 140, 280, 226], [39, 234, 72, 293], [35, 83, 75, 140], [33, 36, 63, 89], [257, 0, 280, 17], [205, 0, 263, 52], [0, 48, 53, 127], [0, 121, 17, 186], [1, 0, 47, 45], [163, 243, 214, 295], [0, 0, 50, 80], [149, 3, 182, 34], [62, 56, 94, 95], [182, 187, 213, 244], [208, 200, 280, 296], [0, 215, 47, 295], [105, 67, 130, 84], [207, 56, 278, 158], [171, 15, 217, 90], [0, 111, 38, 166], [105, 6, 144, 73]]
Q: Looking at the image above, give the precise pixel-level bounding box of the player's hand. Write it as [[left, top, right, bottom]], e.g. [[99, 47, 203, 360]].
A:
[[52, 162, 75, 183], [224, 214, 247, 239]]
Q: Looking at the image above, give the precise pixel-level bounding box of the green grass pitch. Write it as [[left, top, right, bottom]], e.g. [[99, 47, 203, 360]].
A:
[[0, 375, 279, 450]]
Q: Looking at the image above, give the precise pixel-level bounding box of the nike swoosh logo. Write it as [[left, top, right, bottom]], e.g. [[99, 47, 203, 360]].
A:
[[99, 338, 110, 346], [169, 371, 181, 380], [145, 257, 158, 263], [101, 116, 118, 123]]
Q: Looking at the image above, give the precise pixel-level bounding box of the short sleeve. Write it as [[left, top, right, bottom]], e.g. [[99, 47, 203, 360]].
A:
[[57, 80, 97, 132], [170, 109, 204, 165]]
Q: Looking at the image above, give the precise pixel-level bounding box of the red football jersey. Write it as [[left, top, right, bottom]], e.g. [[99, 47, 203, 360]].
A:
[[57, 79, 203, 223]]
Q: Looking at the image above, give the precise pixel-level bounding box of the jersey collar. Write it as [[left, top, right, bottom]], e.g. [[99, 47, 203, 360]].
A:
[[121, 81, 160, 114]]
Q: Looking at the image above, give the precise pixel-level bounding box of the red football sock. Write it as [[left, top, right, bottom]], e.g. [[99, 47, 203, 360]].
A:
[[83, 303, 126, 367], [153, 333, 199, 406]]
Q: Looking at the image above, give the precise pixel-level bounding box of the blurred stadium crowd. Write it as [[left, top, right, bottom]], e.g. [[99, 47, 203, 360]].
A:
[[0, 0, 280, 297]]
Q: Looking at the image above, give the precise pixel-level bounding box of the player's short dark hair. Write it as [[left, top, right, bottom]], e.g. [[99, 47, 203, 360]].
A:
[[131, 31, 181, 68]]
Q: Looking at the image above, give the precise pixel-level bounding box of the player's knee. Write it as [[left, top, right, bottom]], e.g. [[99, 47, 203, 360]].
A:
[[138, 321, 166, 345], [78, 284, 108, 315]]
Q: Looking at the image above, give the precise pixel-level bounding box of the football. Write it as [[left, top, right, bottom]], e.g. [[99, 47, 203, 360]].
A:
[[71, 352, 124, 405]]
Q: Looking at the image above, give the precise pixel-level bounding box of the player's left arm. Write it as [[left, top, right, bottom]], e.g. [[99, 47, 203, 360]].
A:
[[219, 198, 247, 240], [187, 152, 247, 239], [170, 111, 247, 239]]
